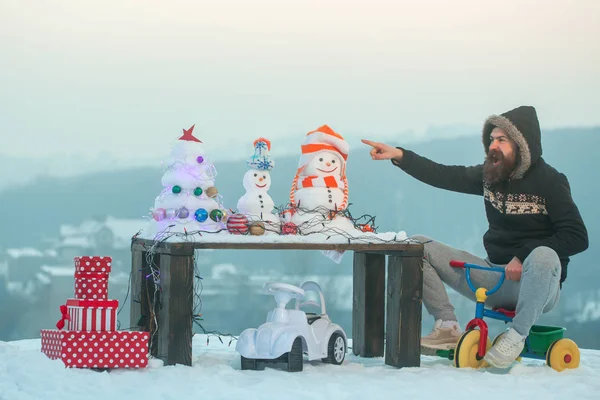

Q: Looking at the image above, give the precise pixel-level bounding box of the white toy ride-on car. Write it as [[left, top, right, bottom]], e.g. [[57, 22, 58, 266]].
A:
[[235, 281, 347, 372]]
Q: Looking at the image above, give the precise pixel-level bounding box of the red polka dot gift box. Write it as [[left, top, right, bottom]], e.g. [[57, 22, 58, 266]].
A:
[[74, 256, 112, 273], [41, 330, 149, 369], [74, 256, 111, 300], [41, 255, 149, 369]]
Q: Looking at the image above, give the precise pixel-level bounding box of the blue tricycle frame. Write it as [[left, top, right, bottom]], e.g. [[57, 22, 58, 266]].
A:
[[435, 260, 580, 372]]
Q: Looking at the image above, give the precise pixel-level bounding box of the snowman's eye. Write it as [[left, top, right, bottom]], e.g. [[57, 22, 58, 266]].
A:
[[319, 158, 323, 162], [263, 176, 266, 179], [254, 173, 257, 177], [331, 159, 336, 163]]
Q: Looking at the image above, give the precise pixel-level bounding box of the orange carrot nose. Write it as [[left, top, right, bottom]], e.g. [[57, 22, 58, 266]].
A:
[[326, 162, 331, 167], [259, 177, 264, 182]]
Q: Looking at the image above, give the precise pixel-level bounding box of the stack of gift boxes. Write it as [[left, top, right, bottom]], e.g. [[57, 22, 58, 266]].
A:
[[41, 256, 149, 369]]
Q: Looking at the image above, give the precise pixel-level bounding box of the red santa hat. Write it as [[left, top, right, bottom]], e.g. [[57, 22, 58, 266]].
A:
[[297, 125, 349, 170]]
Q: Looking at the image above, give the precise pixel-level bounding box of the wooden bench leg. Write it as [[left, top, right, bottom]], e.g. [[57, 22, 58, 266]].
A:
[[352, 252, 385, 357], [131, 249, 160, 356], [156, 252, 195, 366], [385, 255, 423, 368], [130, 249, 145, 331]]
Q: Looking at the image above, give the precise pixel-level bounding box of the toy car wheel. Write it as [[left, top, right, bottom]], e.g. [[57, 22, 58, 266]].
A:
[[454, 329, 492, 369], [287, 337, 304, 372], [241, 356, 257, 370], [322, 331, 346, 365], [546, 338, 580, 372]]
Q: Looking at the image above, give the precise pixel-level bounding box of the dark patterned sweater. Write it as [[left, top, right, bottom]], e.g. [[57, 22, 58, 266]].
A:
[[392, 106, 588, 284]]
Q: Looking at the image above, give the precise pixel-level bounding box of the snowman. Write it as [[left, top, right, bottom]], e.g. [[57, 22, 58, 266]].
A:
[[236, 138, 280, 232], [288, 125, 356, 234], [290, 125, 349, 213], [282, 125, 356, 237]]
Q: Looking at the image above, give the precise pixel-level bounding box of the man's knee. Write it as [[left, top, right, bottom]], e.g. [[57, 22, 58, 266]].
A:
[[409, 234, 432, 243], [409, 234, 433, 257], [524, 246, 560, 277]]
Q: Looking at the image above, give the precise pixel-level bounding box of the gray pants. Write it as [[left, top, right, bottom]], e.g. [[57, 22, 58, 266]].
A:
[[412, 234, 562, 336]]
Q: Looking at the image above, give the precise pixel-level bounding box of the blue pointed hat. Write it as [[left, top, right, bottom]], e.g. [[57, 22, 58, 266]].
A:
[[246, 138, 274, 171]]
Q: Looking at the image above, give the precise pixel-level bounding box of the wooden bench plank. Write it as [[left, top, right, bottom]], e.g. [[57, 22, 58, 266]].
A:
[[131, 238, 423, 256]]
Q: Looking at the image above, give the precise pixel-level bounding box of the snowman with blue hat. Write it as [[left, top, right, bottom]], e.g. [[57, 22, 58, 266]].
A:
[[236, 138, 280, 233]]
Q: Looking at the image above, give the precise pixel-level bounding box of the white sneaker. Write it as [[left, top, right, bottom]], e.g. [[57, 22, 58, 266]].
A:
[[420, 319, 463, 355], [484, 328, 525, 368]]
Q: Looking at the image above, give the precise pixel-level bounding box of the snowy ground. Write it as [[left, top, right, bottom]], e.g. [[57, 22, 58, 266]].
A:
[[1, 335, 599, 400]]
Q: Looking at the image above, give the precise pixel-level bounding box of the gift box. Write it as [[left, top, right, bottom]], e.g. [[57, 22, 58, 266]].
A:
[[64, 298, 118, 332], [74, 272, 109, 300], [40, 329, 149, 369], [74, 256, 111, 300], [74, 256, 112, 273]]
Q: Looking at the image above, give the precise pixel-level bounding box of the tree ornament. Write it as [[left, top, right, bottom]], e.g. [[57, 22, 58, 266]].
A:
[[152, 208, 166, 221], [220, 209, 229, 222], [172, 185, 182, 194], [227, 214, 249, 235], [165, 208, 178, 219], [206, 186, 218, 198], [194, 208, 208, 222], [282, 222, 298, 235], [209, 209, 224, 222], [178, 207, 190, 218], [249, 222, 266, 236], [196, 155, 204, 164], [194, 187, 203, 196]]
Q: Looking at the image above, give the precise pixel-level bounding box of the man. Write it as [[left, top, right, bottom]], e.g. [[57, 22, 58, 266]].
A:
[[362, 106, 588, 368]]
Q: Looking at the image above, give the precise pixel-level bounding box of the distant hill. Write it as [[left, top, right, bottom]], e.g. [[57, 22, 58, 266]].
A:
[[1, 127, 597, 347]]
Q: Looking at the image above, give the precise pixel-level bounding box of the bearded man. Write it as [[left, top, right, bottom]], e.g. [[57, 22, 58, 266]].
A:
[[362, 106, 588, 368]]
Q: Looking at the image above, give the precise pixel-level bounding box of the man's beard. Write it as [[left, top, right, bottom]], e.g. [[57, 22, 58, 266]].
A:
[[483, 148, 517, 184]]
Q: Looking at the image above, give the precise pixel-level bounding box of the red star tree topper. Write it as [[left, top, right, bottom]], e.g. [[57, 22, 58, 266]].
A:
[[179, 124, 202, 142]]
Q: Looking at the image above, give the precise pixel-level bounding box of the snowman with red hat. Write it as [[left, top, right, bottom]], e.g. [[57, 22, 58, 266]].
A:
[[236, 138, 280, 233], [287, 125, 355, 233]]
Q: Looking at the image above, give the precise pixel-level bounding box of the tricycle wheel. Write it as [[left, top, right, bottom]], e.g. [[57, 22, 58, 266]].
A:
[[240, 356, 257, 370], [454, 329, 492, 369], [287, 337, 304, 372], [322, 331, 346, 365], [546, 338, 580, 372]]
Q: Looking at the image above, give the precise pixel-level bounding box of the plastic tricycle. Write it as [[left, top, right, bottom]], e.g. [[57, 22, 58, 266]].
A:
[[435, 260, 580, 372]]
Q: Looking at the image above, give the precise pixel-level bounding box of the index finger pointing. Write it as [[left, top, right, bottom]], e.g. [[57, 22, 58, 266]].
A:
[[361, 139, 378, 147]]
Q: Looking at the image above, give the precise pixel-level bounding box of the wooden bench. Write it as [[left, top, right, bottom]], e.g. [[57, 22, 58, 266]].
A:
[[130, 238, 424, 368]]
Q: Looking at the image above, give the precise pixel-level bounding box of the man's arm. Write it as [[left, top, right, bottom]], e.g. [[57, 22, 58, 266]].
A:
[[392, 148, 484, 196], [514, 174, 589, 262]]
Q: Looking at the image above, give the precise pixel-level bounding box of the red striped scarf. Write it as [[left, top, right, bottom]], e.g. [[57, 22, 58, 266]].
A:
[[295, 175, 345, 190]]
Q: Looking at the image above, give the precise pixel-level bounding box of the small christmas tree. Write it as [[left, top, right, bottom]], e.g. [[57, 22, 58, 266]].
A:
[[148, 125, 227, 236]]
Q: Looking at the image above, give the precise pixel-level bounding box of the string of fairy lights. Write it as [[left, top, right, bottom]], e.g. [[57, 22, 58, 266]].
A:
[[121, 202, 420, 354], [149, 202, 412, 243]]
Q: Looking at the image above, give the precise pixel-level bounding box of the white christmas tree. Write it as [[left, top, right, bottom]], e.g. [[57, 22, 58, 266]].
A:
[[147, 125, 227, 236]]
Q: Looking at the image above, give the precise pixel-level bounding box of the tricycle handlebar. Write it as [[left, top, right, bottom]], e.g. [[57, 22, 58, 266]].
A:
[[449, 260, 506, 296]]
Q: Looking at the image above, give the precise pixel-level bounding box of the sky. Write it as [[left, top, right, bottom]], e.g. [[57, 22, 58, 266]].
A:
[[1, 0, 599, 165]]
